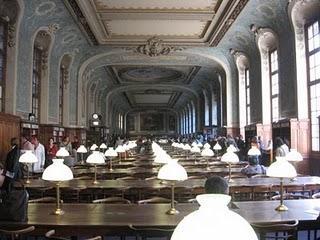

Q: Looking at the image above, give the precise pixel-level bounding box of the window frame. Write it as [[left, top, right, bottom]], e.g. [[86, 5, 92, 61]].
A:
[[32, 46, 42, 122], [269, 48, 280, 123], [244, 68, 250, 125], [306, 19, 320, 152]]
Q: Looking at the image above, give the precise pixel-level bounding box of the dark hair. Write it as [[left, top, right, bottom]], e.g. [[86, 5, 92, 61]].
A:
[[10, 137, 18, 146], [274, 137, 284, 148], [204, 176, 229, 194]]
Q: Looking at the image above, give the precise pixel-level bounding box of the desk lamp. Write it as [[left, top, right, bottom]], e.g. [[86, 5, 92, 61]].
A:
[[42, 159, 73, 215], [266, 157, 297, 211], [157, 161, 187, 215], [76, 145, 87, 164], [221, 150, 239, 182], [90, 144, 98, 151], [201, 147, 214, 170], [190, 146, 201, 164], [203, 143, 211, 149], [286, 149, 303, 174], [115, 145, 125, 163], [213, 142, 222, 158], [183, 144, 191, 160], [247, 146, 261, 165], [104, 147, 118, 171], [99, 143, 107, 152], [56, 147, 70, 158], [171, 194, 258, 240], [19, 150, 38, 184], [86, 151, 105, 184]]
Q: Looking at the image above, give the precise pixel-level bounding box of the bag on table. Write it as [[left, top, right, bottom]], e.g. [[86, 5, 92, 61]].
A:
[[0, 188, 29, 222]]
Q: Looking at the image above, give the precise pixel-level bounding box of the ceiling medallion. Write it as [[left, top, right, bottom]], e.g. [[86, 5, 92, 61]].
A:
[[136, 37, 184, 57]]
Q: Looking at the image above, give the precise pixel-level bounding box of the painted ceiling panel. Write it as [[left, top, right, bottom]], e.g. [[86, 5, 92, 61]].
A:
[[94, 0, 218, 11], [105, 20, 207, 37], [134, 94, 172, 104]]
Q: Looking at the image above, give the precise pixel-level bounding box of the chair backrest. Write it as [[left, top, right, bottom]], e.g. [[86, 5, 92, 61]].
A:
[[117, 176, 139, 180], [271, 193, 309, 200], [0, 226, 35, 240], [138, 197, 172, 204], [28, 197, 57, 203], [92, 197, 131, 204], [45, 229, 102, 240], [312, 192, 320, 199], [251, 219, 299, 240]]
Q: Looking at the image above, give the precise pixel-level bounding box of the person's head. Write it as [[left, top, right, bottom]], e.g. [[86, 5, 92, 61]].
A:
[[31, 135, 39, 147], [275, 137, 284, 148], [49, 137, 54, 144], [204, 176, 229, 194], [63, 136, 69, 143]]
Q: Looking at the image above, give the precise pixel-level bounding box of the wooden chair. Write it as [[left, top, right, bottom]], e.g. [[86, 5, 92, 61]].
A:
[[117, 176, 139, 180], [92, 197, 131, 204], [312, 192, 320, 199], [138, 196, 172, 204], [0, 226, 35, 240], [271, 193, 309, 200], [28, 197, 57, 203], [45, 229, 101, 240], [251, 219, 299, 240], [73, 176, 92, 180], [250, 174, 269, 178]]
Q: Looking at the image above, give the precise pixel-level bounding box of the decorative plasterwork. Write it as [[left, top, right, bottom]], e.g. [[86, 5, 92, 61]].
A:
[[63, 0, 248, 46], [134, 37, 184, 57]]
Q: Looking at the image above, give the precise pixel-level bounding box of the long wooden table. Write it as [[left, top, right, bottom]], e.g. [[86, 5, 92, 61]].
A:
[[1, 199, 320, 236]]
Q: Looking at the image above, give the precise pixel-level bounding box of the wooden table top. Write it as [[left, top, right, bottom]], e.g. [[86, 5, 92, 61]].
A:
[[22, 176, 320, 190], [1, 199, 320, 233]]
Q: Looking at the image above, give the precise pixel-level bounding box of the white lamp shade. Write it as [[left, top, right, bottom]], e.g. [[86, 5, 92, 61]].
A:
[[227, 145, 238, 152], [190, 146, 201, 153], [183, 144, 192, 151], [19, 150, 38, 163], [104, 147, 118, 157], [197, 142, 203, 148], [157, 161, 188, 181], [115, 145, 126, 153], [86, 151, 105, 164], [42, 159, 73, 181], [247, 146, 261, 156], [171, 194, 258, 240], [221, 151, 239, 163], [267, 157, 297, 178], [286, 149, 303, 162], [56, 147, 70, 157], [76, 145, 87, 153], [191, 142, 198, 147], [178, 143, 185, 149], [203, 143, 211, 149], [99, 143, 107, 149], [90, 144, 98, 151], [213, 142, 222, 150], [201, 148, 214, 157], [154, 152, 172, 164]]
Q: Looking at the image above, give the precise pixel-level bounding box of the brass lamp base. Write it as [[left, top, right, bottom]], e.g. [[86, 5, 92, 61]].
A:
[[52, 208, 64, 215], [93, 180, 99, 184], [275, 204, 288, 211], [166, 208, 179, 215], [25, 179, 31, 184]]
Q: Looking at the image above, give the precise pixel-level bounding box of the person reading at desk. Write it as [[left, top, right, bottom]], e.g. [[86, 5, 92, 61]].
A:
[[204, 175, 229, 194], [241, 155, 267, 177]]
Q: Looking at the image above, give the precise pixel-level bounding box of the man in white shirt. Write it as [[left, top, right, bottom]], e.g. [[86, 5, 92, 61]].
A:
[[31, 135, 45, 173]]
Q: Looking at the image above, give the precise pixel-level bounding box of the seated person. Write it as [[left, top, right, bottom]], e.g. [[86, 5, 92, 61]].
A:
[[205, 175, 229, 194], [241, 155, 266, 177]]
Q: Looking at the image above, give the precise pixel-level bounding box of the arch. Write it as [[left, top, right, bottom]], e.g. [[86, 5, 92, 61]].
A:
[[76, 49, 234, 129], [31, 28, 54, 123], [251, 25, 279, 125], [231, 49, 250, 132], [59, 54, 72, 126], [288, 0, 320, 120]]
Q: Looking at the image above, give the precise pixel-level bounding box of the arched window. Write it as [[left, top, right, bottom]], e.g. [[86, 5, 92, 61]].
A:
[[192, 101, 196, 133], [188, 104, 192, 134], [307, 20, 320, 151], [245, 68, 251, 124], [32, 46, 42, 122], [203, 90, 210, 126], [0, 20, 7, 112], [211, 90, 217, 126], [269, 49, 279, 122], [59, 65, 64, 125]]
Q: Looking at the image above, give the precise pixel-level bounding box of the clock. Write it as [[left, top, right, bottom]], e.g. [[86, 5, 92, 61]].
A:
[[92, 113, 99, 119]]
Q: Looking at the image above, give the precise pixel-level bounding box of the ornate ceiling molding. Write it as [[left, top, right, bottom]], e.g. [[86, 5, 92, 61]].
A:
[[64, 0, 98, 45], [131, 37, 184, 57], [210, 0, 249, 46]]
